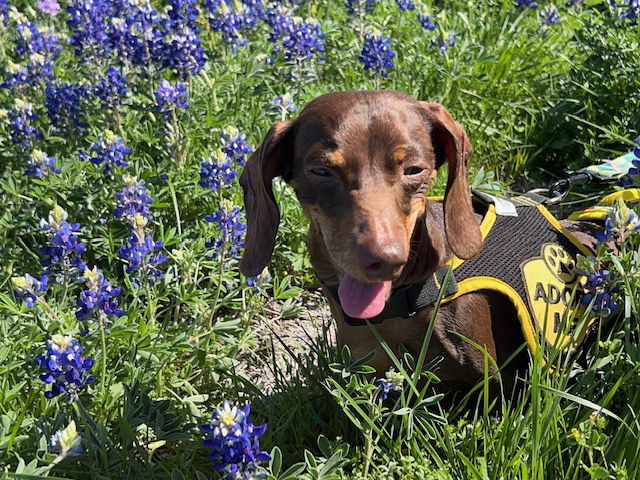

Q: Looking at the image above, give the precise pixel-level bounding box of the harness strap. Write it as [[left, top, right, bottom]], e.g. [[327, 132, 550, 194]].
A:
[[323, 266, 458, 326]]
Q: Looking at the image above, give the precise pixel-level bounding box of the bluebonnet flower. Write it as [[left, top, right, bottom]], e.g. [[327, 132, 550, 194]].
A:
[[344, 0, 375, 16], [107, 1, 162, 68], [35, 334, 95, 400], [114, 176, 154, 220], [75, 267, 125, 321], [5, 99, 42, 147], [580, 269, 618, 317], [272, 93, 298, 119], [220, 127, 253, 167], [204, 0, 264, 50], [396, 0, 415, 12], [200, 151, 238, 192], [358, 30, 395, 78], [79, 130, 131, 174], [437, 33, 455, 54], [12, 274, 49, 308], [613, 0, 640, 24], [417, 10, 436, 30], [38, 0, 61, 15], [158, 0, 206, 78], [515, 0, 538, 7], [247, 269, 271, 292], [540, 6, 560, 27], [203, 0, 250, 50], [205, 202, 246, 258], [45, 82, 89, 129], [621, 147, 640, 187], [376, 367, 404, 400], [2, 54, 55, 89], [565, 0, 583, 6], [0, 0, 8, 24], [264, 5, 293, 43], [155, 79, 190, 117], [159, 28, 206, 79], [200, 401, 269, 479], [39, 206, 87, 281], [118, 214, 166, 285], [165, 0, 200, 30], [14, 20, 62, 58], [95, 66, 128, 108], [50, 421, 83, 458], [594, 199, 640, 244], [279, 17, 326, 66], [66, 0, 115, 59], [25, 149, 61, 178]]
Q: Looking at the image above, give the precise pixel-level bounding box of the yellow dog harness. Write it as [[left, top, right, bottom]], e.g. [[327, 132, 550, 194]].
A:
[[440, 192, 594, 354]]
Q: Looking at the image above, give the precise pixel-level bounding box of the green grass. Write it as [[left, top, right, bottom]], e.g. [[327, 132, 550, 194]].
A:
[[1, 0, 640, 479]]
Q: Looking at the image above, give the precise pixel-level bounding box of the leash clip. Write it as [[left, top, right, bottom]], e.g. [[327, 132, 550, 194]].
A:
[[526, 172, 594, 205]]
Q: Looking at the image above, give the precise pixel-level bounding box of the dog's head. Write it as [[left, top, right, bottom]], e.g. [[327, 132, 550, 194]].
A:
[[239, 90, 481, 318]]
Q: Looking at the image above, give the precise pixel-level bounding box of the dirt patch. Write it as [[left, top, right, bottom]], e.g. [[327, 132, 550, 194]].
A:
[[237, 290, 336, 393]]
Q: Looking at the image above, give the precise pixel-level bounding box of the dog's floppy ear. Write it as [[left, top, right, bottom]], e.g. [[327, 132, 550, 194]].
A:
[[239, 121, 293, 277], [419, 102, 482, 260]]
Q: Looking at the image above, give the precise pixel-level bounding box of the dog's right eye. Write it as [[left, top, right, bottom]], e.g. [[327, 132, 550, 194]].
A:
[[404, 166, 425, 176], [310, 167, 333, 177]]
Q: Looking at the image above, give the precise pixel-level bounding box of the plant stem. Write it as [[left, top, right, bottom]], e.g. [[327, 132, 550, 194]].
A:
[[97, 312, 108, 397], [168, 178, 183, 236]]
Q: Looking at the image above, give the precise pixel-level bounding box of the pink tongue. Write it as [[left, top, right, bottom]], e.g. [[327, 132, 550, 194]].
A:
[[337, 275, 392, 319]]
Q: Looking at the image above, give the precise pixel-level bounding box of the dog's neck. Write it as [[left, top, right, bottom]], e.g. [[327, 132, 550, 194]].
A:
[[308, 200, 454, 288]]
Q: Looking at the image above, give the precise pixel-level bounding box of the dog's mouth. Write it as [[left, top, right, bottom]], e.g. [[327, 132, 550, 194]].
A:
[[337, 275, 392, 319]]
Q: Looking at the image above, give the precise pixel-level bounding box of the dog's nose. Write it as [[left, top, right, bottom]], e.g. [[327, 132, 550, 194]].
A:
[[357, 242, 406, 279]]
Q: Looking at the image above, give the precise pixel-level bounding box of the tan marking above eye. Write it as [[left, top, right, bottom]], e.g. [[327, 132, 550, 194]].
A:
[[326, 151, 345, 167], [393, 147, 407, 165]]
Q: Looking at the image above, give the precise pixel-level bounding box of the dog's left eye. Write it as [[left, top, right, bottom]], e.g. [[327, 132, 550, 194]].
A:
[[310, 167, 332, 177], [404, 166, 424, 176]]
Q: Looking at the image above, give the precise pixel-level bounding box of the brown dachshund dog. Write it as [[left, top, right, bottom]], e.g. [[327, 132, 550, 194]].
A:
[[238, 90, 593, 391]]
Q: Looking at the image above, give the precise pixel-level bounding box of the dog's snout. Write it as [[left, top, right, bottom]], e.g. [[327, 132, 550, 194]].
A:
[[357, 241, 406, 279]]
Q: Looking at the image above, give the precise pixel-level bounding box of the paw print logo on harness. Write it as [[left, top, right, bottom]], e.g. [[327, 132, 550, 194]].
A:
[[521, 243, 585, 349]]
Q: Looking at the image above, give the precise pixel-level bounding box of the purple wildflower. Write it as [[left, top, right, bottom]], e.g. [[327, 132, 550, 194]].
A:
[[199, 151, 238, 192], [540, 6, 560, 27], [6, 99, 42, 147], [515, 0, 538, 7], [37, 0, 61, 15], [95, 66, 128, 107], [418, 11, 436, 30], [25, 149, 61, 178], [358, 31, 395, 78], [75, 267, 125, 321], [155, 79, 190, 117], [581, 269, 618, 317], [395, 0, 415, 12], [114, 176, 154, 220], [118, 214, 166, 286], [437, 33, 455, 54], [279, 17, 326, 66], [376, 367, 403, 400], [79, 131, 131, 174], [12, 274, 49, 308], [205, 204, 246, 258], [35, 334, 95, 400], [200, 401, 269, 479], [220, 127, 253, 167], [39, 206, 87, 281], [344, 0, 375, 16], [45, 82, 90, 129], [272, 94, 298, 119]]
